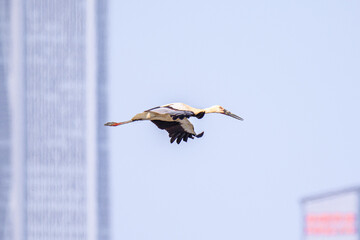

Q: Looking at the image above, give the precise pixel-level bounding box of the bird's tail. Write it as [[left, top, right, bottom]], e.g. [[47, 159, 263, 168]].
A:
[[104, 120, 132, 127]]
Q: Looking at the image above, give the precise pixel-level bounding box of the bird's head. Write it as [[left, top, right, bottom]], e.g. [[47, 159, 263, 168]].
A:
[[206, 105, 243, 120], [206, 105, 223, 113]]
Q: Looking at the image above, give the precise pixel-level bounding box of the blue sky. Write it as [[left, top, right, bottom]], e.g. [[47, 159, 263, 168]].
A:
[[107, 0, 360, 239]]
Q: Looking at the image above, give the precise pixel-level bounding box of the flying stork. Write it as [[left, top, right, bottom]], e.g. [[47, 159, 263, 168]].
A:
[[104, 103, 243, 144]]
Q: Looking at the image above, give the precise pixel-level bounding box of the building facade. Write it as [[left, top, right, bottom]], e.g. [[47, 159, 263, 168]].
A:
[[302, 187, 360, 240], [0, 0, 109, 239], [0, 0, 12, 239]]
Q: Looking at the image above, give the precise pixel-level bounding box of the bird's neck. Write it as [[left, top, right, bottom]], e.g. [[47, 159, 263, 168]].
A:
[[204, 106, 220, 114]]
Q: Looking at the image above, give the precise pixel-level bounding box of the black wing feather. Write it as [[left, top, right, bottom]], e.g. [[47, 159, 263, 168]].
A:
[[164, 106, 195, 120], [151, 120, 199, 144], [145, 106, 195, 120]]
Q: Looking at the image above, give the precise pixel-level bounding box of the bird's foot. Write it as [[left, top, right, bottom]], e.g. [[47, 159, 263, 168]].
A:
[[104, 122, 121, 126]]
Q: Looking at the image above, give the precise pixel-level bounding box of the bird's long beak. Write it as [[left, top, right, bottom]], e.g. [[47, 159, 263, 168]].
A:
[[223, 109, 243, 120]]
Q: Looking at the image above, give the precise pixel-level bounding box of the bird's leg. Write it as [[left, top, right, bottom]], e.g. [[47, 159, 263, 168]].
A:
[[104, 120, 132, 126], [105, 112, 152, 127]]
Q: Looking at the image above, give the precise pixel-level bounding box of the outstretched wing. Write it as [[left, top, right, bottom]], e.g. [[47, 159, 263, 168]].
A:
[[151, 119, 204, 144], [145, 106, 195, 120]]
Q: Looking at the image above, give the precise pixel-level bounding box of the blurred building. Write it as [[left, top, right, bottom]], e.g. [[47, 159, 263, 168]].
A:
[[0, 0, 109, 240], [301, 187, 360, 240], [0, 0, 12, 239]]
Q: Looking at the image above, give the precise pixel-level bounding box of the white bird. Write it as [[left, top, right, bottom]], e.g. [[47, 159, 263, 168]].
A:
[[105, 103, 243, 144]]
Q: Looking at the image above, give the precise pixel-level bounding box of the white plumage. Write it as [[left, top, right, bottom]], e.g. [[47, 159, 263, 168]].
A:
[[105, 103, 243, 144]]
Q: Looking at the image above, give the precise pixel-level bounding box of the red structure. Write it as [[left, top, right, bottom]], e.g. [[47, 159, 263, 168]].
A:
[[302, 187, 359, 240]]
